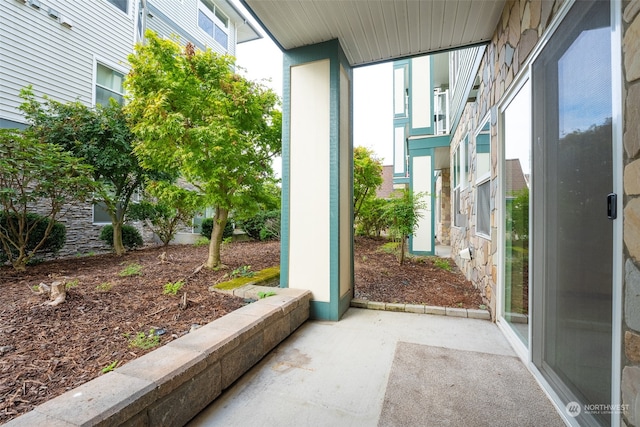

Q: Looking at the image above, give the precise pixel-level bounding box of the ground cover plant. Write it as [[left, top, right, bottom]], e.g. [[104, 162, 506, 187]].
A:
[[0, 237, 481, 423]]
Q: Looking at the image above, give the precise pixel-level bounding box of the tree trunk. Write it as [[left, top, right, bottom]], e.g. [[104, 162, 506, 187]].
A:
[[113, 221, 126, 256], [399, 236, 406, 265], [12, 257, 27, 272], [205, 207, 228, 269]]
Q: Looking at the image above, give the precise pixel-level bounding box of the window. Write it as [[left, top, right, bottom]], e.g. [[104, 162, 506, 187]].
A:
[[476, 181, 490, 236], [475, 117, 491, 237], [92, 191, 141, 225], [95, 63, 124, 106], [93, 63, 125, 223], [93, 202, 111, 224], [106, 0, 127, 13], [453, 135, 468, 227], [198, 0, 228, 49], [193, 207, 215, 234], [502, 79, 531, 346], [394, 125, 406, 175]]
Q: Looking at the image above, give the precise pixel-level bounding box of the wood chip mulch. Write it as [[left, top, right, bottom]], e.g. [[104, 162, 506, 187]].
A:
[[0, 236, 482, 423]]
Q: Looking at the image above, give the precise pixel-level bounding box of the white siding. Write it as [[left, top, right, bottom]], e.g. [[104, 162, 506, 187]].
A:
[[449, 45, 483, 131], [0, 0, 134, 124], [1, 0, 244, 127], [149, 0, 237, 56]]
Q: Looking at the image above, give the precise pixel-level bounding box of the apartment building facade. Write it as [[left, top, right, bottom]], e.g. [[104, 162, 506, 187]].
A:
[[0, 0, 259, 255]]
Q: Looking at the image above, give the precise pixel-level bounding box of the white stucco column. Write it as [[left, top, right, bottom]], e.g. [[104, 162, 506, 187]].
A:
[[281, 40, 353, 320]]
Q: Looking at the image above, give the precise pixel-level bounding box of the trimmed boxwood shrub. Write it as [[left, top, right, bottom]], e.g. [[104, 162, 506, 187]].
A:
[[99, 224, 143, 249], [199, 218, 234, 240], [0, 212, 66, 262]]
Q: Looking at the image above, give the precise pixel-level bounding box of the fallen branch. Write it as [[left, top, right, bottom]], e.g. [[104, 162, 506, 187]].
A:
[[179, 292, 188, 310], [192, 263, 205, 275], [45, 281, 66, 307], [146, 306, 169, 317], [157, 252, 173, 265]]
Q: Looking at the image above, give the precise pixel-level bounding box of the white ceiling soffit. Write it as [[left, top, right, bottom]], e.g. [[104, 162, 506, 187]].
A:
[[241, 0, 506, 66]]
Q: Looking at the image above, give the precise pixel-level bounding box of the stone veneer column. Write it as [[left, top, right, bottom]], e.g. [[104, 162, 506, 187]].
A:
[[622, 1, 640, 425], [437, 168, 451, 245]]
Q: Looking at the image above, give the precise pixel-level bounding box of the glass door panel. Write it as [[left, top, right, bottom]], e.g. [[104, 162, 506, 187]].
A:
[[502, 80, 531, 346], [532, 2, 612, 425]]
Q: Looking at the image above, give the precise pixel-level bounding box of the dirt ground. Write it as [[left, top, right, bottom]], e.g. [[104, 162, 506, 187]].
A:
[[0, 237, 482, 423]]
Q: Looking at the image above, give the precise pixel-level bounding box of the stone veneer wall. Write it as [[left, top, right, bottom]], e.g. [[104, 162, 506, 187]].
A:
[[449, 0, 565, 320], [30, 202, 155, 260], [436, 168, 451, 245], [622, 1, 640, 425]]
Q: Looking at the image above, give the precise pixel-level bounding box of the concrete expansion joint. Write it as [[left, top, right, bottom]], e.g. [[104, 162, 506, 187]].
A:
[[350, 298, 491, 320]]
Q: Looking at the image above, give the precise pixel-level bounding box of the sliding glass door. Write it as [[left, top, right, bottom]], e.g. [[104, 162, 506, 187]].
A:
[[532, 1, 613, 425], [502, 80, 531, 347]]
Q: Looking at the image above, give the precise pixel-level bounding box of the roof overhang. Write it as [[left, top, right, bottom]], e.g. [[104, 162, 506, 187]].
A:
[[240, 0, 506, 66]]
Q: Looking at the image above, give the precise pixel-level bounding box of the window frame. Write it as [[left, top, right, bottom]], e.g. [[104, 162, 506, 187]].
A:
[[92, 202, 112, 225], [106, 0, 128, 14], [475, 114, 491, 239], [94, 60, 126, 107], [453, 134, 468, 227], [197, 0, 229, 50], [92, 189, 142, 226]]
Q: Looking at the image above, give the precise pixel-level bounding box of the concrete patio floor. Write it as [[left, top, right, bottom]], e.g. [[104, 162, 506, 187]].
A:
[[188, 308, 566, 427]]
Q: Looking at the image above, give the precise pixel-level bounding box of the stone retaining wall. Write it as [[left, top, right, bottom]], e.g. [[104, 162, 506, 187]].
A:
[[5, 288, 311, 427]]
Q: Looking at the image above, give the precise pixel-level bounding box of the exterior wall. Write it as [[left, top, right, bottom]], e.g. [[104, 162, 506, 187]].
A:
[[147, 0, 237, 56], [411, 155, 433, 253], [449, 0, 566, 319], [448, 46, 484, 132], [288, 59, 332, 303], [1, 0, 248, 261], [436, 168, 451, 245], [28, 201, 156, 259], [622, 1, 640, 425], [282, 40, 354, 321], [0, 0, 135, 125]]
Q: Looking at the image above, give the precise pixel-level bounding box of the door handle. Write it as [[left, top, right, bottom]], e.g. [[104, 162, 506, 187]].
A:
[[607, 193, 617, 220]]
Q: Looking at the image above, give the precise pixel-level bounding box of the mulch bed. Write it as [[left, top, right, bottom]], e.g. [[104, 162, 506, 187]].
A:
[[354, 236, 484, 308], [0, 237, 482, 423]]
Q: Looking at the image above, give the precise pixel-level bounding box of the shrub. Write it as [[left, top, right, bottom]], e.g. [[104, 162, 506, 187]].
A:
[[163, 280, 184, 295], [0, 212, 66, 263], [99, 224, 143, 249], [355, 197, 389, 237], [118, 263, 143, 277], [199, 218, 234, 240], [237, 210, 280, 241]]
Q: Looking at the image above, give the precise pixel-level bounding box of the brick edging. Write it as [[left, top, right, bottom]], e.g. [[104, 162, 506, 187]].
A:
[[350, 298, 491, 320]]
